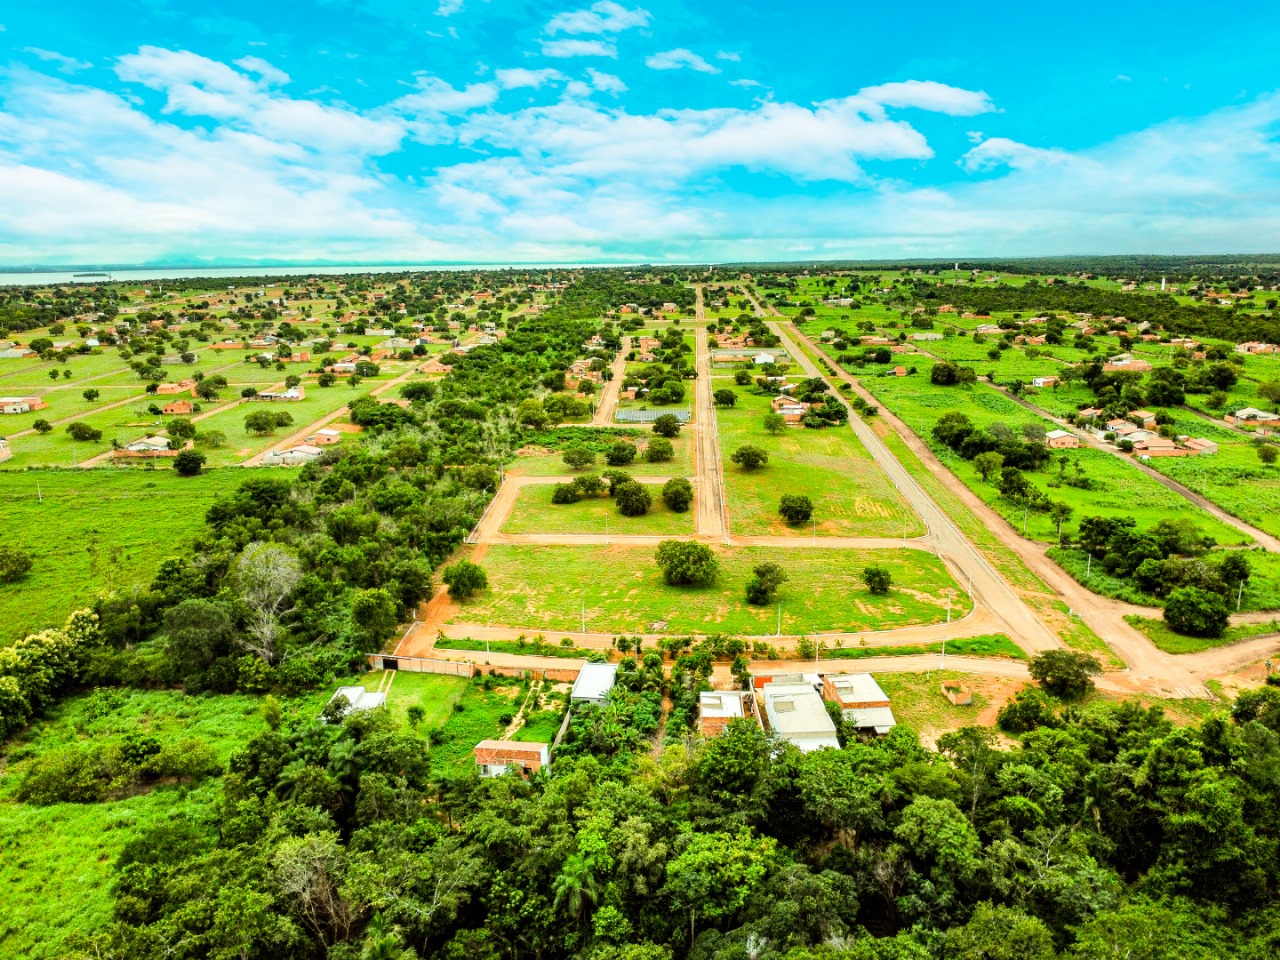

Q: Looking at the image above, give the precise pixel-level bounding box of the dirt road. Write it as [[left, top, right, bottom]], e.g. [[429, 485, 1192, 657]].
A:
[[591, 336, 630, 425], [693, 285, 728, 541]]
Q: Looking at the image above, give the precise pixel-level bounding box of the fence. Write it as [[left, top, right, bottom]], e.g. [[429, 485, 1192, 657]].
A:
[[615, 408, 692, 423], [367, 654, 475, 677]]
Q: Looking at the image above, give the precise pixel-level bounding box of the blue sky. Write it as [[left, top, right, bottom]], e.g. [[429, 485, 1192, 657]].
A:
[[2, 0, 1280, 265]]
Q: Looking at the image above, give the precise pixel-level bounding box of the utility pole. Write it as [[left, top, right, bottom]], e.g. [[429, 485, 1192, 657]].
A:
[[1238, 580, 1245, 611], [1086, 553, 1092, 579], [947, 593, 952, 624], [812, 517, 817, 541], [581, 599, 586, 634], [776, 602, 782, 637], [940, 635, 947, 670]]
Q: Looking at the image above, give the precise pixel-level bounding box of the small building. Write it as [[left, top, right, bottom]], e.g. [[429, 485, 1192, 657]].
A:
[[1226, 407, 1280, 427], [1129, 410, 1158, 430], [752, 352, 778, 366], [266, 444, 324, 465], [821, 673, 897, 735], [911, 332, 943, 341], [892, 365, 907, 376], [1044, 429, 1079, 449], [306, 428, 342, 446], [0, 396, 47, 414], [113, 435, 183, 459], [327, 685, 386, 718], [255, 386, 304, 402], [1077, 407, 1103, 420], [161, 399, 193, 415], [156, 379, 197, 396], [571, 662, 618, 705], [770, 394, 811, 424], [473, 739, 550, 778], [1183, 437, 1219, 455], [1132, 436, 1180, 456], [754, 675, 840, 753], [698, 690, 757, 738], [0, 438, 10, 462], [1031, 376, 1058, 388], [1105, 418, 1138, 437]]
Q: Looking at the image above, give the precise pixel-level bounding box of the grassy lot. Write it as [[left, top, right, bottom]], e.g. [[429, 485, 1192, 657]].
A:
[[428, 679, 524, 773], [501, 482, 696, 536], [874, 671, 991, 739], [824, 632, 1025, 660], [0, 687, 326, 959], [0, 468, 294, 644], [449, 543, 969, 636], [1123, 615, 1280, 655], [349, 671, 469, 730], [511, 432, 695, 478], [860, 371, 1249, 546], [715, 387, 922, 538], [435, 637, 592, 659]]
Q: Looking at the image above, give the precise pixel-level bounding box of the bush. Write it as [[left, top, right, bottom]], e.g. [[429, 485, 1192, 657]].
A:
[[65, 421, 103, 442], [997, 688, 1060, 733], [645, 437, 674, 462], [0, 545, 34, 583], [778, 494, 813, 525], [1029, 650, 1102, 699], [615, 481, 652, 517], [551, 482, 584, 504], [730, 444, 769, 470], [744, 562, 787, 605], [655, 540, 718, 586], [713, 388, 737, 407], [442, 560, 488, 599], [662, 477, 693, 512], [173, 450, 207, 476], [862, 566, 892, 594], [563, 447, 595, 470], [606, 441, 638, 466], [652, 414, 682, 438], [1163, 585, 1230, 638]]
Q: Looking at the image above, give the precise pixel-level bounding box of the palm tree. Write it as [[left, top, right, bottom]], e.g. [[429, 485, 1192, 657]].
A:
[[552, 853, 600, 925]]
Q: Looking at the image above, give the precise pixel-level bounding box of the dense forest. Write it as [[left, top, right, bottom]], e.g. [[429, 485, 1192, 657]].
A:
[[31, 685, 1280, 960]]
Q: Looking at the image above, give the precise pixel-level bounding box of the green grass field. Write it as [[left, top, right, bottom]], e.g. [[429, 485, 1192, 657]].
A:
[[0, 687, 326, 959], [501, 482, 695, 535], [428, 680, 525, 772], [824, 632, 1026, 660], [510, 434, 695, 478], [349, 670, 470, 730], [860, 371, 1249, 546], [1123, 615, 1280, 655], [449, 543, 969, 635], [715, 386, 922, 537], [0, 468, 295, 644]]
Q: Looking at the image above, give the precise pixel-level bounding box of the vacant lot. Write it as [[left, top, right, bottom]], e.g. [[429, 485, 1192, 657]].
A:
[[0, 468, 293, 644], [450, 543, 969, 635], [502, 482, 696, 536], [716, 386, 922, 538]]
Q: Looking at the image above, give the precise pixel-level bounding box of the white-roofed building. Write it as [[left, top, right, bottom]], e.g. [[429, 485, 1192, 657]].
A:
[[698, 690, 758, 737], [822, 673, 897, 735], [571, 662, 619, 704], [326, 685, 386, 718], [754, 675, 839, 752]]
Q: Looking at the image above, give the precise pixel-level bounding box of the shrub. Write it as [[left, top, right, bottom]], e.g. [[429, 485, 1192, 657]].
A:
[[862, 566, 892, 594], [997, 688, 1061, 733], [652, 414, 682, 438], [551, 482, 584, 504], [0, 545, 34, 583], [655, 540, 718, 586], [65, 421, 103, 442], [615, 481, 652, 517], [606, 441, 637, 466], [645, 437, 674, 462], [662, 477, 693, 512], [744, 562, 787, 605], [173, 449, 207, 476], [778, 494, 814, 525], [730, 444, 769, 470], [442, 560, 488, 599], [1163, 585, 1230, 638], [1029, 650, 1102, 699], [563, 447, 596, 470]]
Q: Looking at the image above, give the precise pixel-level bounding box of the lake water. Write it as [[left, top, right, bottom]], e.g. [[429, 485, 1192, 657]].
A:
[[0, 262, 655, 287]]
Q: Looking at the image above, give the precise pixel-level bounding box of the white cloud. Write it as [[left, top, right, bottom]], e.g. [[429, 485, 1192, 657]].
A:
[[495, 68, 564, 90], [729, 79, 762, 89], [233, 55, 290, 87], [545, 2, 650, 35], [436, 0, 464, 15], [1116, 74, 1132, 82], [540, 39, 617, 58], [116, 47, 404, 154], [858, 80, 996, 116], [22, 47, 92, 74], [715, 51, 741, 62], [587, 69, 627, 95], [960, 137, 1070, 171], [645, 48, 719, 74]]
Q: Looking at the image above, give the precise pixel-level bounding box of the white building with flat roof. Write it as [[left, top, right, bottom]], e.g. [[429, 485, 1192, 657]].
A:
[[571, 662, 619, 704], [758, 681, 839, 753], [327, 685, 386, 718], [822, 673, 897, 735]]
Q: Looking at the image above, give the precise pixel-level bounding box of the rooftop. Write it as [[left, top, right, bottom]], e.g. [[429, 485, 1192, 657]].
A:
[[571, 662, 619, 701]]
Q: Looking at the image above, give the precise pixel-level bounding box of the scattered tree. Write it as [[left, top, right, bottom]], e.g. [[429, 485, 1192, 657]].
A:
[[442, 560, 488, 599], [1163, 585, 1230, 638], [1028, 650, 1102, 699], [862, 566, 892, 594], [662, 477, 693, 512], [778, 494, 813, 525], [655, 540, 718, 586], [652, 414, 682, 438], [730, 444, 769, 470], [173, 449, 207, 476], [744, 562, 788, 605], [615, 481, 652, 517]]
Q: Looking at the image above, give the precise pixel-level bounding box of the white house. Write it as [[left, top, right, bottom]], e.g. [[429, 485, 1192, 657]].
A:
[[571, 663, 619, 705]]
